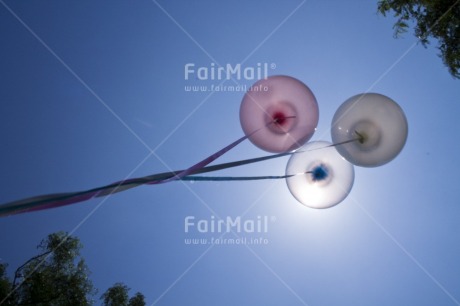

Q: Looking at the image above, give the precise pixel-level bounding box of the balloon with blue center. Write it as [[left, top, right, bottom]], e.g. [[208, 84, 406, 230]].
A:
[[285, 141, 355, 209]]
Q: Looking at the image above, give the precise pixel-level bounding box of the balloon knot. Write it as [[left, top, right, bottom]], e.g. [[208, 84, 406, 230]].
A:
[[354, 130, 365, 144], [272, 114, 296, 125], [311, 164, 329, 182]]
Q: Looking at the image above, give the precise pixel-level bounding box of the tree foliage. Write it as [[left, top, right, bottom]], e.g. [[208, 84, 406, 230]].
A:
[[2, 231, 95, 305], [128, 292, 146, 306], [0, 263, 15, 305], [0, 232, 146, 306], [101, 283, 145, 306], [378, 0, 460, 78]]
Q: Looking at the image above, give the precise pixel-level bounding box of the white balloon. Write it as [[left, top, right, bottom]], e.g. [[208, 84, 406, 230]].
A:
[[285, 141, 354, 209], [331, 93, 408, 167]]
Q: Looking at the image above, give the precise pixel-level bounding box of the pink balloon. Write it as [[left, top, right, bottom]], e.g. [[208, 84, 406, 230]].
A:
[[239, 75, 319, 153]]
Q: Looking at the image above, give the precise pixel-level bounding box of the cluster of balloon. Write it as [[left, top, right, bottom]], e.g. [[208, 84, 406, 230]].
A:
[[0, 75, 408, 217], [240, 76, 408, 209]]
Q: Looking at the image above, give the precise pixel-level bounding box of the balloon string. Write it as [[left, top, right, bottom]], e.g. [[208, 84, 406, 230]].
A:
[[97, 151, 293, 196], [97, 116, 298, 194], [301, 136, 361, 152], [3, 133, 251, 216], [183, 175, 290, 181], [175, 137, 361, 182], [182, 171, 311, 182], [0, 151, 293, 217], [0, 121, 274, 216], [0, 133, 356, 217]]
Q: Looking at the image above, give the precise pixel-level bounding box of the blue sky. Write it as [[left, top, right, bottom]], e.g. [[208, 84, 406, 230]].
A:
[[1, 0, 460, 305]]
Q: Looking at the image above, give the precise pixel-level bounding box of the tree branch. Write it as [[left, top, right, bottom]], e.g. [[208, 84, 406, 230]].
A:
[[12, 250, 52, 289]]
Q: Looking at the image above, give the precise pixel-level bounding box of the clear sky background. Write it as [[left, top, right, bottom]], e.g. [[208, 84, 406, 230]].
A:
[[1, 0, 460, 305]]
